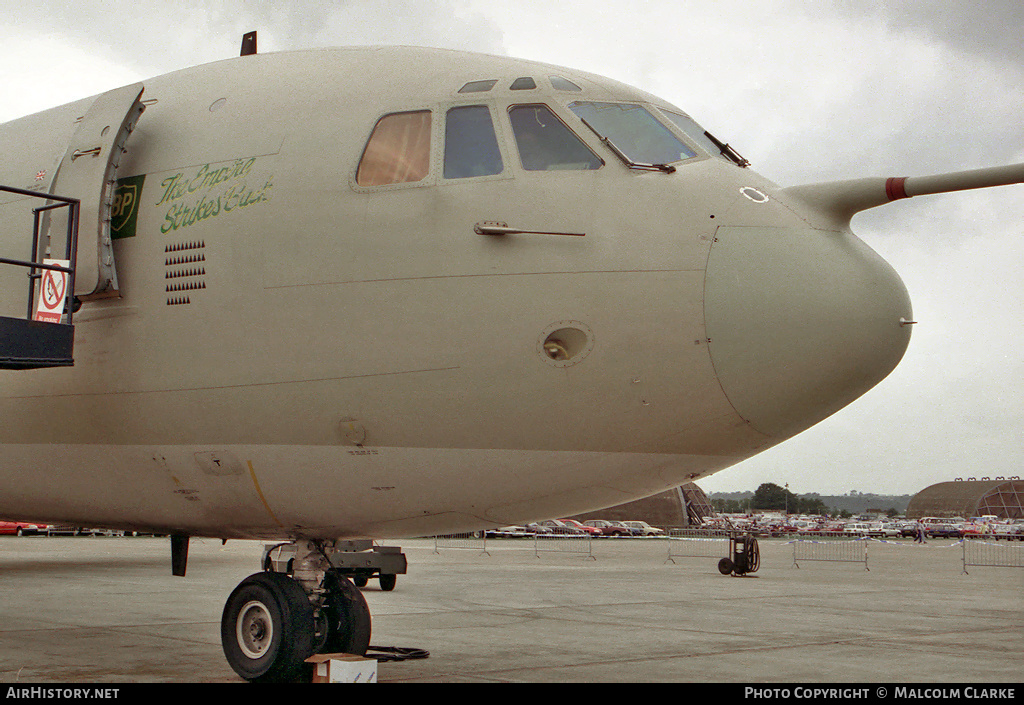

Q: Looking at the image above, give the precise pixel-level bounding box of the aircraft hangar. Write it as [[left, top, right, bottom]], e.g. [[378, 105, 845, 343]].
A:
[[906, 478, 1024, 520], [570, 482, 715, 527]]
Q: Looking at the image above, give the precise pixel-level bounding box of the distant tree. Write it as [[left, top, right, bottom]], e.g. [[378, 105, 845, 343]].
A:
[[794, 496, 828, 515], [711, 498, 747, 514], [752, 483, 797, 511]]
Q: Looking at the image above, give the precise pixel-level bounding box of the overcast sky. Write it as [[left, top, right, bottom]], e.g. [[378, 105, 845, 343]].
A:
[[1, 1, 1020, 497]]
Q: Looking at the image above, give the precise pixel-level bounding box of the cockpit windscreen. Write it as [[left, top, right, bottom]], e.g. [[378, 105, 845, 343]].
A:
[[569, 102, 696, 166], [661, 110, 731, 163]]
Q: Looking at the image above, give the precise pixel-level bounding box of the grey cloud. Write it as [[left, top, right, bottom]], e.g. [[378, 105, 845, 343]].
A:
[[826, 0, 1024, 69], [0, 0, 507, 75]]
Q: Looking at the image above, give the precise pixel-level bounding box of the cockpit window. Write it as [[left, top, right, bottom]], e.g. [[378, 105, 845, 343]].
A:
[[444, 105, 503, 179], [508, 105, 602, 171], [661, 109, 750, 167], [549, 75, 582, 92], [568, 101, 696, 166], [660, 110, 726, 160], [356, 110, 432, 186], [510, 77, 537, 90], [459, 80, 498, 93]]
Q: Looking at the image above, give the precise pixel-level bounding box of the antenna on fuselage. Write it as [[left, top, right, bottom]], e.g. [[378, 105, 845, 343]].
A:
[[241, 31, 257, 56]]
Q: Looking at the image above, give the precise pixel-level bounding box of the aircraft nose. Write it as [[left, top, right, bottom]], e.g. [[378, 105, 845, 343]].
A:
[[704, 226, 913, 439]]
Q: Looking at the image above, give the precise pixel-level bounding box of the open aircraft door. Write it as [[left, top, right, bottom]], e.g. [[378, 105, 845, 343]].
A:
[[48, 82, 145, 299]]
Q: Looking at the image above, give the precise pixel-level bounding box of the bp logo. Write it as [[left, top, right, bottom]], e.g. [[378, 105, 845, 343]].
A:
[[111, 174, 145, 239]]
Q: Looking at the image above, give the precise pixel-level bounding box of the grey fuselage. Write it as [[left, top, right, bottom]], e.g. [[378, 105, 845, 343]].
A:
[[0, 47, 912, 539]]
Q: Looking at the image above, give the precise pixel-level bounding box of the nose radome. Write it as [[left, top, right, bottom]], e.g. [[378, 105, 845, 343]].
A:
[[704, 226, 913, 439]]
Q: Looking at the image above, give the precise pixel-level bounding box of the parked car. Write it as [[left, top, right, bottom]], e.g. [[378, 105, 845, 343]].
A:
[[926, 524, 962, 539], [622, 520, 665, 536], [45, 525, 85, 536], [583, 520, 631, 537], [0, 521, 48, 536], [898, 521, 920, 538], [535, 520, 585, 535], [842, 522, 873, 537], [559, 519, 603, 536], [992, 521, 1024, 540], [872, 522, 901, 538], [607, 520, 644, 536], [485, 525, 532, 538]]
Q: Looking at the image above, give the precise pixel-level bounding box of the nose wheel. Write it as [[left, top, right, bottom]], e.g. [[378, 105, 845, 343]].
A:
[[319, 569, 372, 655], [221, 572, 315, 682], [221, 540, 383, 682]]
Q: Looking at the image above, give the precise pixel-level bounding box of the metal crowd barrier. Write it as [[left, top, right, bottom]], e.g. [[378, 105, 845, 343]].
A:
[[665, 528, 733, 563], [433, 532, 490, 556], [532, 533, 595, 560], [962, 536, 1024, 574], [433, 531, 595, 560], [789, 534, 869, 571]]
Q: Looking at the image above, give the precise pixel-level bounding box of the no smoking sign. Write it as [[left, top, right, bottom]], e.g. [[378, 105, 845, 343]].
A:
[[33, 259, 70, 324]]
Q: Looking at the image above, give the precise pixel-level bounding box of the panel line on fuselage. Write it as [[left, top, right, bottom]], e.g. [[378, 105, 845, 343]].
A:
[[261, 267, 698, 290], [0, 365, 462, 400]]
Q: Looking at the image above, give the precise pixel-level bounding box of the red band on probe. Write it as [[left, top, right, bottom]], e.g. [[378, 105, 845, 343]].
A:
[[885, 177, 909, 201]]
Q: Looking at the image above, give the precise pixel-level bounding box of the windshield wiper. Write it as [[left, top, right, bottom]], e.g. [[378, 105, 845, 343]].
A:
[[704, 130, 750, 167], [580, 118, 677, 174]]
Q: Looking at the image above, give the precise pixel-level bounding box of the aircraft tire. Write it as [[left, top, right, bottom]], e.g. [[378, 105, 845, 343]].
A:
[[221, 572, 315, 682], [320, 570, 372, 656], [378, 573, 397, 591]]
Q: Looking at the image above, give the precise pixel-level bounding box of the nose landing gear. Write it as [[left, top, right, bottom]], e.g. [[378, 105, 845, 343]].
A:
[[220, 539, 405, 682]]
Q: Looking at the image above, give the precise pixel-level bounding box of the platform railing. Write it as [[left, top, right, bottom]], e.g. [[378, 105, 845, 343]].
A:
[[0, 185, 80, 369], [0, 184, 80, 323]]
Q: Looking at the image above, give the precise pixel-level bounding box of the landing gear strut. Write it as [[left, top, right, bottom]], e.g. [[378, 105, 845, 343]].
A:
[[220, 539, 406, 682]]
